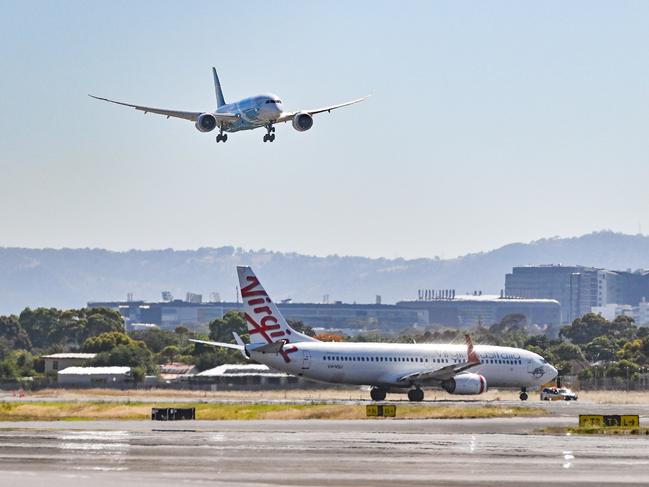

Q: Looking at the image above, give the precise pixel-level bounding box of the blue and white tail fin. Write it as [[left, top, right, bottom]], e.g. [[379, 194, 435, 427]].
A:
[[212, 67, 226, 108], [237, 266, 317, 345]]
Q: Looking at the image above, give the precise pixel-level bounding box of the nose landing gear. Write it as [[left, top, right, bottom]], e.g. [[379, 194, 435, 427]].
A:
[[263, 124, 276, 142], [519, 387, 528, 401]]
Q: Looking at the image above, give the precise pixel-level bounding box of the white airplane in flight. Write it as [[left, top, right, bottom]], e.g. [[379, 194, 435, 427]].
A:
[[192, 267, 558, 402], [90, 68, 368, 143]]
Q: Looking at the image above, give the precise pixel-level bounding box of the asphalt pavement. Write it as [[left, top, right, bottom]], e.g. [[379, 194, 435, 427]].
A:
[[0, 416, 648, 486]]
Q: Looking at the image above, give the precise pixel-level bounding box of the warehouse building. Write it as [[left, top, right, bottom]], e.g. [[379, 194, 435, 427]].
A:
[[189, 363, 313, 389], [57, 366, 131, 386], [42, 353, 97, 374]]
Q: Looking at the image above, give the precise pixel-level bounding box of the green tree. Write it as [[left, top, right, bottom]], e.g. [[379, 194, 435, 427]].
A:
[[559, 313, 609, 345], [0, 315, 32, 350], [91, 343, 157, 376], [19, 308, 61, 349], [605, 359, 640, 379], [129, 329, 179, 353], [287, 320, 316, 337], [607, 315, 638, 342], [208, 311, 248, 343], [0, 350, 36, 380], [583, 336, 617, 362], [616, 339, 648, 365], [158, 345, 181, 364], [550, 341, 585, 362], [82, 309, 125, 341], [82, 332, 134, 353]]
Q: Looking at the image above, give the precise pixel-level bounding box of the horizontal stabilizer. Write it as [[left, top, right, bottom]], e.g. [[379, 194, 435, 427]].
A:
[[189, 338, 244, 351]]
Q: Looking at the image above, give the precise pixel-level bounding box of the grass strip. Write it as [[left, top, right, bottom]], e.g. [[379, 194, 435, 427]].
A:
[[0, 401, 547, 422]]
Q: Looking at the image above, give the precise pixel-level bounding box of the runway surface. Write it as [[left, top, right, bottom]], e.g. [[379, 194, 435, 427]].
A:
[[1, 417, 649, 486]]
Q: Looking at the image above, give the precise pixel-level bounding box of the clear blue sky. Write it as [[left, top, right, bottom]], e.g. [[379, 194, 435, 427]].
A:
[[1, 1, 648, 259]]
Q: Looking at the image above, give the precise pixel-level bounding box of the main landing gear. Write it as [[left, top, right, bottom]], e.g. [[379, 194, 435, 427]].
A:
[[263, 124, 276, 142], [370, 387, 387, 401], [408, 388, 424, 402], [216, 129, 228, 143], [519, 387, 528, 401]]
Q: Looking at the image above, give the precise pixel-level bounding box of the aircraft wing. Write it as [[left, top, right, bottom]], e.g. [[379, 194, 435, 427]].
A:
[[398, 334, 482, 384], [189, 338, 244, 351], [88, 95, 240, 122], [398, 361, 481, 385], [273, 95, 370, 123]]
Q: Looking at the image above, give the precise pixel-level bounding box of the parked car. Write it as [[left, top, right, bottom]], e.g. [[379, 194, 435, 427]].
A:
[[540, 387, 578, 401]]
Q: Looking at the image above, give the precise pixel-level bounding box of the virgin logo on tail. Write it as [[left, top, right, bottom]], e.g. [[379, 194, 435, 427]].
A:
[[241, 275, 296, 363]]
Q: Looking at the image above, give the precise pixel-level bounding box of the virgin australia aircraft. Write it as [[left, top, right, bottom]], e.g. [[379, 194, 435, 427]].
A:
[[191, 267, 558, 402], [90, 68, 368, 143]]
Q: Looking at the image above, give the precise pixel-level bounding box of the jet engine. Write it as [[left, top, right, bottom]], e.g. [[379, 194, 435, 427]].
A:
[[195, 113, 218, 132], [441, 373, 487, 395], [292, 112, 314, 132]]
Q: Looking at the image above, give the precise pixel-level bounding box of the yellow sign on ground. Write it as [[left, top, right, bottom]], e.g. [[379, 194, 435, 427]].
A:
[[366, 404, 396, 417], [579, 415, 640, 428]]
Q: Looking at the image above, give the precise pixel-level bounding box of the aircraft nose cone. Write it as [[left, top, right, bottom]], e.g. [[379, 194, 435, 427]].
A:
[[547, 364, 558, 381]]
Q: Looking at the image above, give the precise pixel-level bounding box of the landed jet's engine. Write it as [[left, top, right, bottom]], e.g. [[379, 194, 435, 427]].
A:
[[441, 373, 487, 395], [292, 112, 314, 132], [195, 113, 218, 132]]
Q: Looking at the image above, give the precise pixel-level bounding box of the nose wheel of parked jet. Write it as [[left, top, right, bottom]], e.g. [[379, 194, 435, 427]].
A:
[[408, 388, 424, 402], [519, 387, 528, 401], [370, 387, 387, 401]]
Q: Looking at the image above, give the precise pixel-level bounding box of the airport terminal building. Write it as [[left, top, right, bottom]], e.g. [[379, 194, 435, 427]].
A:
[[397, 294, 560, 328], [89, 293, 560, 332], [505, 265, 649, 323]]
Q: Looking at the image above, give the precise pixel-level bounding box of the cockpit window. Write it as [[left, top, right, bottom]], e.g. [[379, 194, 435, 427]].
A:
[[265, 99, 282, 104]]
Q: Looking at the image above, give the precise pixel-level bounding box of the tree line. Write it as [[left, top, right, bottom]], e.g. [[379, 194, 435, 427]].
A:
[[1, 306, 647, 384], [0, 307, 312, 382]]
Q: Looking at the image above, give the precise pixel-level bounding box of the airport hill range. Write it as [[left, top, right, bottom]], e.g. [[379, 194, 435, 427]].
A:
[[2, 231, 649, 318]]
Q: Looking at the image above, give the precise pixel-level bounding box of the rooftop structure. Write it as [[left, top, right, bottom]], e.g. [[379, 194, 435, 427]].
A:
[[398, 294, 561, 328]]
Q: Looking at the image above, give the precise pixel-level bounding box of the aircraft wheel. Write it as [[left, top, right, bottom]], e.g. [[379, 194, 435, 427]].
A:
[[263, 134, 269, 142], [270, 134, 276, 142], [370, 387, 387, 401], [216, 134, 222, 143], [408, 388, 424, 402], [520, 392, 528, 401], [222, 134, 228, 142]]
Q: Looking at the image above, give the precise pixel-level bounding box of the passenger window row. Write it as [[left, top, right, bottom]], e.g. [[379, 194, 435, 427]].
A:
[[483, 359, 522, 365], [321, 355, 523, 366], [323, 356, 432, 363]]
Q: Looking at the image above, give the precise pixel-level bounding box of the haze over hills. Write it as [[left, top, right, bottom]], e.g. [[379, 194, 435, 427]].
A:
[[1, 231, 648, 315]]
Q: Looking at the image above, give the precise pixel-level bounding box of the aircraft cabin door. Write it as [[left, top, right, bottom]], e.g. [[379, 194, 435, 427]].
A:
[[302, 350, 311, 370]]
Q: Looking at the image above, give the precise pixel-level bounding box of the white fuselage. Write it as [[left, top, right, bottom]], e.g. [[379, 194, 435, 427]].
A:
[[250, 341, 556, 390], [217, 94, 284, 132]]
